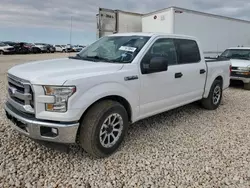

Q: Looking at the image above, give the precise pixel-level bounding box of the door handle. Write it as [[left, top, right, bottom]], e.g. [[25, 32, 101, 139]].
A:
[[200, 69, 206, 74], [175, 72, 183, 78]]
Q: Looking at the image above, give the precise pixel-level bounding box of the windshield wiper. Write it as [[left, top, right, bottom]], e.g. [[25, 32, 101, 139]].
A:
[[68, 54, 98, 62], [86, 55, 116, 63]]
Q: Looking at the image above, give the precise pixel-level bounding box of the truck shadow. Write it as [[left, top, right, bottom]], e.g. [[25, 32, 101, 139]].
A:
[[229, 80, 244, 89]]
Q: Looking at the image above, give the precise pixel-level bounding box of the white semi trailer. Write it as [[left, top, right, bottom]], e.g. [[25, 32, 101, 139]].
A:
[[96, 8, 142, 39], [96, 6, 250, 57]]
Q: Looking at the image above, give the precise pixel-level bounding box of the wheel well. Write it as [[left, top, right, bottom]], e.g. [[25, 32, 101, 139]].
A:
[[80, 95, 132, 123], [215, 76, 223, 86]]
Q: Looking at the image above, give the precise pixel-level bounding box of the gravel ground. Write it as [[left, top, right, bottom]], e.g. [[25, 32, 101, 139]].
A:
[[0, 54, 250, 187]]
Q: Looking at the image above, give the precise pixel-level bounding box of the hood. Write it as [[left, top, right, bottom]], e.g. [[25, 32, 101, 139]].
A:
[[8, 58, 123, 85], [230, 59, 250, 67]]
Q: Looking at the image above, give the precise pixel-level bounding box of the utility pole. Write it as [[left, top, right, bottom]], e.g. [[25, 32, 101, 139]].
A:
[[69, 16, 72, 56]]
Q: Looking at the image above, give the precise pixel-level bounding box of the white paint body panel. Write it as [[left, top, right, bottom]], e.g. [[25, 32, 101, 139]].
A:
[[117, 12, 142, 33], [97, 8, 142, 38], [142, 8, 174, 34], [141, 7, 250, 58], [7, 33, 230, 123], [173, 10, 250, 57]]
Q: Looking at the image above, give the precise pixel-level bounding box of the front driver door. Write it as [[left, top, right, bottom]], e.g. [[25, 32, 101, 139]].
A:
[[139, 37, 185, 119]]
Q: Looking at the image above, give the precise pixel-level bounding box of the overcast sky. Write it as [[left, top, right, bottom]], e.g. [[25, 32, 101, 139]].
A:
[[1, 0, 250, 45]]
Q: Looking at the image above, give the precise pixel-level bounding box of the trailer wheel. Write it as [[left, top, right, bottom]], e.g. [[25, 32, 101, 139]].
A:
[[201, 79, 223, 110], [79, 100, 129, 158], [244, 82, 250, 90]]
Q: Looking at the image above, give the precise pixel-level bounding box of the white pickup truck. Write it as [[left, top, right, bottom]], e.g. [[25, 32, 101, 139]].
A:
[[5, 33, 231, 158], [218, 47, 250, 90]]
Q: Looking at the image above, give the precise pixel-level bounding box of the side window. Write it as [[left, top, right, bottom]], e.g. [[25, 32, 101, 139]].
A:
[[174, 39, 201, 64], [141, 38, 178, 69]]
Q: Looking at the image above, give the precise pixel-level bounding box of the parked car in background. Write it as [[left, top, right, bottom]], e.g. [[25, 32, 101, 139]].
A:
[[24, 43, 43, 54], [54, 45, 67, 52], [12, 42, 30, 54], [72, 45, 85, 52], [44, 44, 55, 53], [4, 33, 231, 158], [66, 44, 73, 52], [34, 43, 47, 53], [218, 47, 250, 90], [0, 42, 15, 55], [2, 41, 16, 47]]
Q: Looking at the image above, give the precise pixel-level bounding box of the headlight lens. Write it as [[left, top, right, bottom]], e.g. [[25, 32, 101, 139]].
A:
[[43, 86, 76, 112]]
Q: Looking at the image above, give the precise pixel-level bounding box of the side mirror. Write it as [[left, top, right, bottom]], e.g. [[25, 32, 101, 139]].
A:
[[143, 56, 168, 74]]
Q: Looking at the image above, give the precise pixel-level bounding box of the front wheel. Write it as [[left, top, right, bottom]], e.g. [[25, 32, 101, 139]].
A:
[[79, 100, 129, 158], [201, 79, 223, 110]]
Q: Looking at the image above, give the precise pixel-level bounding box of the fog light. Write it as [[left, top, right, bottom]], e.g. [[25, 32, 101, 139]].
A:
[[51, 128, 58, 134], [40, 126, 58, 137]]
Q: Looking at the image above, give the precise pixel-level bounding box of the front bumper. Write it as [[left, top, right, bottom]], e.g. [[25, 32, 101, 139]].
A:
[[4, 102, 79, 144], [230, 76, 250, 83]]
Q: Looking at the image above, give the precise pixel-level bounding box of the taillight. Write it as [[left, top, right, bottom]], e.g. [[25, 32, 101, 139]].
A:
[[229, 65, 232, 74]]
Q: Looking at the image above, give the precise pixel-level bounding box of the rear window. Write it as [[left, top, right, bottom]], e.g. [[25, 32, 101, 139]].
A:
[[174, 39, 201, 64]]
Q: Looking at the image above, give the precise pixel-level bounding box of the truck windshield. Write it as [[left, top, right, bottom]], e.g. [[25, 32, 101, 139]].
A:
[[76, 35, 150, 63], [220, 49, 250, 60]]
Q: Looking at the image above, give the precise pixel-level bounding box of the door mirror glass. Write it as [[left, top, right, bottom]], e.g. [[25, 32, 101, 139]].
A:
[[143, 56, 168, 74]]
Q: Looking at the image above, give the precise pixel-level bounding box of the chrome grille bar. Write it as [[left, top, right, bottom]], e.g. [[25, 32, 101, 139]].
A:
[[7, 74, 34, 114]]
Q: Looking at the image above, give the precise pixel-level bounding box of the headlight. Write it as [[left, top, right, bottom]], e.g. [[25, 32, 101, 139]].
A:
[[43, 86, 76, 112]]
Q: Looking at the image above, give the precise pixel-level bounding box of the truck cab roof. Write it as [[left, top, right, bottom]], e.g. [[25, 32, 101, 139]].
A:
[[110, 32, 198, 41]]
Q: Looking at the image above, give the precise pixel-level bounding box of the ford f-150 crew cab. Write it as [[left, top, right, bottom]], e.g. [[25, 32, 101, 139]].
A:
[[4, 33, 231, 158], [218, 47, 250, 90]]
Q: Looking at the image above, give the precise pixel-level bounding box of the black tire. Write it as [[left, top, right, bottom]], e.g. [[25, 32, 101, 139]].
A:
[[79, 100, 129, 158], [244, 83, 250, 90], [0, 50, 4, 55], [62, 50, 66, 53], [201, 79, 223, 110]]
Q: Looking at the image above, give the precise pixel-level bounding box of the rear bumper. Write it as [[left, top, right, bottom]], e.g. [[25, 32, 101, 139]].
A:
[[4, 102, 79, 144]]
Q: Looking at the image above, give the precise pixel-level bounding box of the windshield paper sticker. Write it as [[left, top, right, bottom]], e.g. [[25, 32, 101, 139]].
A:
[[119, 46, 137, 52]]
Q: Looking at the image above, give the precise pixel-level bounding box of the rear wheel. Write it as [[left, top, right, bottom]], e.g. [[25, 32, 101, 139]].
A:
[[0, 50, 4, 55], [201, 79, 223, 110], [244, 82, 250, 90], [79, 100, 129, 158]]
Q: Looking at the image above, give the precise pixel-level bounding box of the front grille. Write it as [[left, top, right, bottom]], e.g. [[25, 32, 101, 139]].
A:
[[8, 81, 24, 93], [12, 97, 25, 105], [7, 74, 34, 114], [231, 71, 250, 78], [231, 66, 238, 70]]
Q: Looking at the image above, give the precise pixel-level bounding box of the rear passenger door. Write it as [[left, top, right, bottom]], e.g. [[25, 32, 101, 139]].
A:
[[173, 38, 207, 101]]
